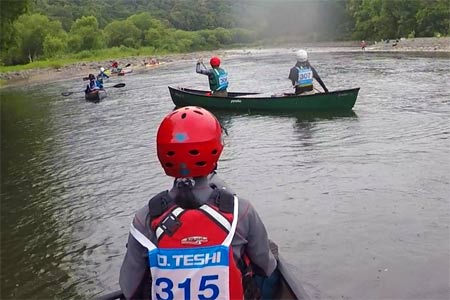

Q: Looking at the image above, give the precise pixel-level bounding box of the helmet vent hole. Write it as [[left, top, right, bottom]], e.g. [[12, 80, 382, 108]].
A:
[[211, 149, 218, 155], [189, 149, 199, 155], [181, 113, 187, 119], [195, 161, 206, 166], [193, 110, 203, 115], [165, 162, 174, 168], [167, 151, 175, 156]]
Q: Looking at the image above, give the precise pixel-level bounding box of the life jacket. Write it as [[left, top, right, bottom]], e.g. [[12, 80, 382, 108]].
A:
[[88, 80, 100, 90], [209, 68, 229, 91], [295, 66, 313, 88], [129, 189, 244, 300]]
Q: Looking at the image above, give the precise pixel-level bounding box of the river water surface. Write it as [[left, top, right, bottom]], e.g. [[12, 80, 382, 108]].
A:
[[1, 49, 449, 300]]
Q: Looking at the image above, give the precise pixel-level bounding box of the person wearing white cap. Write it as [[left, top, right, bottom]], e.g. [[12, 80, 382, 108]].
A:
[[97, 66, 109, 83], [288, 49, 328, 94]]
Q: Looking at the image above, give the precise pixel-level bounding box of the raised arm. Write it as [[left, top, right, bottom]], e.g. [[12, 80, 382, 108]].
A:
[[196, 61, 212, 76]]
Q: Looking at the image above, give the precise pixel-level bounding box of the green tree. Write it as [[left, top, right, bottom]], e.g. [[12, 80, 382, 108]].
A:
[[13, 13, 66, 63], [104, 20, 141, 48], [347, 0, 449, 40], [0, 0, 29, 61], [416, 0, 450, 36], [128, 12, 155, 32], [143, 19, 170, 48], [214, 27, 233, 45], [68, 16, 105, 52], [43, 35, 68, 58]]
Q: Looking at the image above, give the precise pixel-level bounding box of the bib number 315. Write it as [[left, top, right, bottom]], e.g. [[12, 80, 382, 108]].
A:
[[155, 275, 219, 300]]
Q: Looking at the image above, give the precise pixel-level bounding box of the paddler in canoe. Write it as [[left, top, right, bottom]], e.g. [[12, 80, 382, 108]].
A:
[[196, 56, 229, 97], [85, 73, 103, 94], [289, 49, 329, 95], [119, 106, 280, 299]]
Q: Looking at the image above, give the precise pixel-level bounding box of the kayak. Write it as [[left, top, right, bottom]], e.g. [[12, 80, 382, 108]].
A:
[[96, 173, 311, 300], [168, 86, 359, 112], [96, 253, 310, 300], [106, 65, 132, 76], [85, 89, 107, 103], [118, 67, 133, 76]]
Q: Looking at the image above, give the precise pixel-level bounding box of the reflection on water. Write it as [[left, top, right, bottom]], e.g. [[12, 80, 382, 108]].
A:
[[1, 50, 449, 300], [1, 92, 80, 299]]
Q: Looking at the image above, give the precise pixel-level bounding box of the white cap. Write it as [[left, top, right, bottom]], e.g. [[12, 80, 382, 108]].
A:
[[295, 49, 308, 62], [100, 67, 105, 72]]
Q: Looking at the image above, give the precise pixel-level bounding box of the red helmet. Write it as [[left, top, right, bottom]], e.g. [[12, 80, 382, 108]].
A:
[[157, 106, 224, 178], [210, 56, 221, 67]]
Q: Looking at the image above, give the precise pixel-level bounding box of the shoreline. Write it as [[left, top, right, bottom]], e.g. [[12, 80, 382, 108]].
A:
[[1, 37, 448, 88]]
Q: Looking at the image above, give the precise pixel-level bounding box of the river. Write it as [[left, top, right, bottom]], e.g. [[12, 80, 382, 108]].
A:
[[1, 48, 449, 300]]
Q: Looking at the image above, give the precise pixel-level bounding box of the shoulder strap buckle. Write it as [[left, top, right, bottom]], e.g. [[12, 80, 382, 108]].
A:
[[159, 211, 182, 236]]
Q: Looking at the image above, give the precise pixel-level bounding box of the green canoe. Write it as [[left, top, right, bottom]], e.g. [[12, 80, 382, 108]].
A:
[[169, 86, 359, 112]]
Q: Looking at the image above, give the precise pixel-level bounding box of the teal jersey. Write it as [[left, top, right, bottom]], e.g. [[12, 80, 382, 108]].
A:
[[209, 68, 228, 91]]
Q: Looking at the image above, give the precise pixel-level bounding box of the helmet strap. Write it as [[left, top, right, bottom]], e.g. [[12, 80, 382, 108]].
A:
[[174, 178, 201, 209]]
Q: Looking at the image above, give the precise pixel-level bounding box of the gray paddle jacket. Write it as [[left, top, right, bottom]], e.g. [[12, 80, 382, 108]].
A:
[[119, 174, 277, 299]]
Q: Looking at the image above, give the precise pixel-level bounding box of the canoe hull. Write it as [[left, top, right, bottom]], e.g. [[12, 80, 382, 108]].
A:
[[169, 86, 359, 112], [85, 89, 107, 103]]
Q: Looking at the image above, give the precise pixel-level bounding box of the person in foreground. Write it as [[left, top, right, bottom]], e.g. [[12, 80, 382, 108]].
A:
[[196, 56, 229, 97], [119, 106, 280, 299], [85, 74, 103, 94], [288, 49, 329, 95]]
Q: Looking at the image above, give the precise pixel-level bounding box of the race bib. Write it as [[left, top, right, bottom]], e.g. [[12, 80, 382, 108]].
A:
[[149, 245, 230, 300], [297, 68, 313, 86]]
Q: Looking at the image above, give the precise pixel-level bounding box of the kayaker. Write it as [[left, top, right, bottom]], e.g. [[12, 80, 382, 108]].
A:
[[111, 60, 121, 73], [119, 106, 280, 299], [85, 74, 102, 94], [196, 56, 229, 97], [97, 67, 109, 83], [289, 49, 329, 94]]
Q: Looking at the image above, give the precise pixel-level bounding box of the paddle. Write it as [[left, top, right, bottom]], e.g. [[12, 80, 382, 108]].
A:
[[61, 83, 125, 96], [200, 60, 208, 69]]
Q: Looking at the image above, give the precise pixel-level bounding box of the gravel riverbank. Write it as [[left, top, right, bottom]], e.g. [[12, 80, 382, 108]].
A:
[[1, 37, 448, 88]]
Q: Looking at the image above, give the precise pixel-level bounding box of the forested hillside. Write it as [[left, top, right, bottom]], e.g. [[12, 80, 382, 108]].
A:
[[1, 0, 448, 66]]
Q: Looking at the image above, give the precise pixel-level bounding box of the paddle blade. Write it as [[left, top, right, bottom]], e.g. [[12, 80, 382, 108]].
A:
[[113, 83, 125, 88], [61, 91, 74, 96]]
